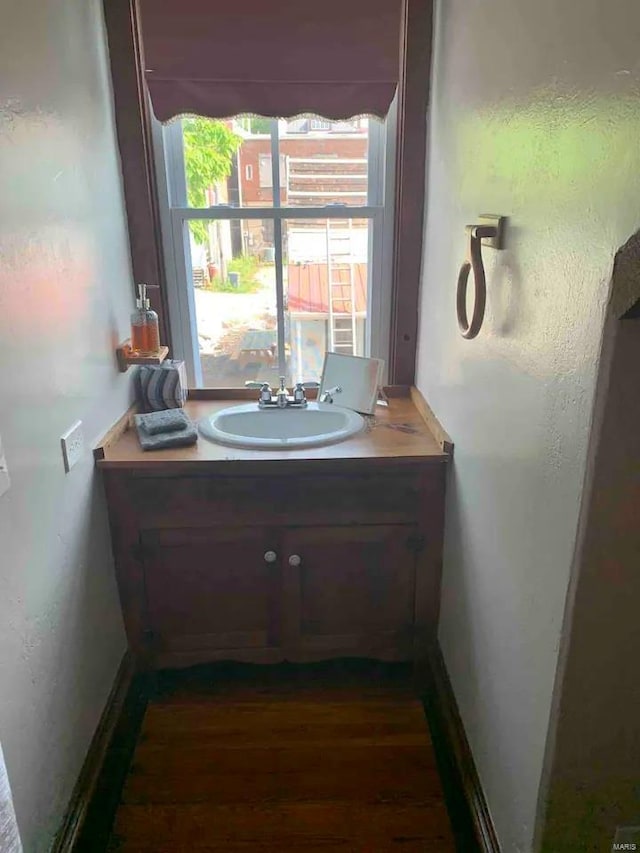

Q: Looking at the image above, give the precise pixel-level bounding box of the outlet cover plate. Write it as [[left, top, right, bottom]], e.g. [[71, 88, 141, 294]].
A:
[[61, 420, 84, 473]]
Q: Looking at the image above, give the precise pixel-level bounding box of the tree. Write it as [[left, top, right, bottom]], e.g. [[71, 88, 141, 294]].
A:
[[183, 118, 241, 244], [235, 115, 272, 135], [247, 116, 272, 135]]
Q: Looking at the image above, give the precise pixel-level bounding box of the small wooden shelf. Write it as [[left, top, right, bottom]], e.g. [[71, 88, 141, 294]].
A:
[[116, 341, 169, 373]]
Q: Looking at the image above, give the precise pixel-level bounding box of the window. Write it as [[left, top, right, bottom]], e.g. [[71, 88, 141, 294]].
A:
[[258, 154, 270, 188], [285, 118, 308, 134], [257, 154, 287, 190], [330, 119, 362, 134], [157, 113, 395, 388], [106, 0, 428, 388]]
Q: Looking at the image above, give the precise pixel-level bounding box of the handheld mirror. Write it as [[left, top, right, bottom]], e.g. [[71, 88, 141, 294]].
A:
[[319, 352, 384, 414]]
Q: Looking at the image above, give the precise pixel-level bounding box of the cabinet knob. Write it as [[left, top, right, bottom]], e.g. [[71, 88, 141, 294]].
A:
[[288, 554, 302, 567], [264, 550, 278, 564]]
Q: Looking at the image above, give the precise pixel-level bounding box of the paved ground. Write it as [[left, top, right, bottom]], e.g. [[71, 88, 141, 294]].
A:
[[195, 267, 277, 356], [195, 266, 280, 386]]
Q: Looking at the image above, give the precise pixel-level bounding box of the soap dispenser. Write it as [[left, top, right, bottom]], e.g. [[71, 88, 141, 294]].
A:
[[130, 283, 160, 356]]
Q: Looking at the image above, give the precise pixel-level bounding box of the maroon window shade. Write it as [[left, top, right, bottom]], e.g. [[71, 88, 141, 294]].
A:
[[138, 0, 403, 122]]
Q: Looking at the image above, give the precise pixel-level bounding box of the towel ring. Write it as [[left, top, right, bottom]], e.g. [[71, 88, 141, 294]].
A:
[[456, 216, 506, 339]]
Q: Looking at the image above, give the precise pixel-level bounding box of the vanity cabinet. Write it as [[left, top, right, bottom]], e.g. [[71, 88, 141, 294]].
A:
[[141, 526, 278, 656], [140, 523, 421, 664], [103, 465, 446, 671], [283, 525, 418, 658], [98, 395, 450, 672]]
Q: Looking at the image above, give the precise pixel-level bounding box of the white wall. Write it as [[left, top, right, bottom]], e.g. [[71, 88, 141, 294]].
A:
[[0, 0, 133, 848], [539, 284, 640, 850], [416, 1, 640, 849]]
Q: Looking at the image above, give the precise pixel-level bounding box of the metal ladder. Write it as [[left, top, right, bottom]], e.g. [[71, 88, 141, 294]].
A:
[[326, 219, 357, 355]]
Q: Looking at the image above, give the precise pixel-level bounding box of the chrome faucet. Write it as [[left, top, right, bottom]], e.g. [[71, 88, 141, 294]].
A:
[[259, 383, 272, 406], [252, 377, 311, 409], [319, 385, 342, 404], [276, 376, 289, 408]]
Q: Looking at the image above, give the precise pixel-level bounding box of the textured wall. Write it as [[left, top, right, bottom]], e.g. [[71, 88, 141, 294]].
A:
[[539, 249, 640, 851], [415, 0, 640, 849], [0, 0, 133, 849]]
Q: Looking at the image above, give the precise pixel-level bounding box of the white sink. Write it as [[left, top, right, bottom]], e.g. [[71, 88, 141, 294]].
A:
[[199, 402, 365, 449]]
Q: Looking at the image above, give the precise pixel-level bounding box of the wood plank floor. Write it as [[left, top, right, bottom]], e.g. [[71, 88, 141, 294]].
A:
[[108, 665, 456, 852]]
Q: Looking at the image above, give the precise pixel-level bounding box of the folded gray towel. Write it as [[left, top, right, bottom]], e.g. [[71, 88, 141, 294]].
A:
[[134, 412, 198, 451], [136, 408, 190, 435]]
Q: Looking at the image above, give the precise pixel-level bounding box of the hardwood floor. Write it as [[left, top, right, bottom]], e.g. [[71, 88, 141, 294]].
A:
[[107, 663, 456, 852]]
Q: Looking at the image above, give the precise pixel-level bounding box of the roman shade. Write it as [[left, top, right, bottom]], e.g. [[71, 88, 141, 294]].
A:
[[138, 0, 403, 122]]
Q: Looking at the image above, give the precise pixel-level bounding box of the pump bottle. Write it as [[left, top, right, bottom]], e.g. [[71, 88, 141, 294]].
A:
[[130, 283, 160, 356]]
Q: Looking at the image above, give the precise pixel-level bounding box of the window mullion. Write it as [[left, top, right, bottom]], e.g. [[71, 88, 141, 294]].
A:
[[273, 221, 286, 376], [367, 118, 384, 206], [170, 211, 202, 386], [270, 120, 282, 208], [164, 120, 188, 207], [174, 206, 381, 220], [270, 120, 287, 375]]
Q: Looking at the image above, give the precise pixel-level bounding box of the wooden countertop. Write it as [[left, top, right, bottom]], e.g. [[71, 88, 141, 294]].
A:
[[96, 394, 450, 474]]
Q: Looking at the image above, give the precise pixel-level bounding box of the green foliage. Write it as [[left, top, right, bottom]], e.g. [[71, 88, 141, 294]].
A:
[[183, 118, 241, 243], [247, 116, 272, 135], [206, 254, 262, 293], [207, 278, 261, 294], [235, 115, 272, 135], [228, 254, 260, 280]]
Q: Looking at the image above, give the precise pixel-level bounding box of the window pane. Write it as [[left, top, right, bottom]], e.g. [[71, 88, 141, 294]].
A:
[[257, 153, 287, 190], [182, 116, 278, 208], [182, 115, 372, 210], [187, 219, 280, 387], [285, 217, 369, 384], [279, 116, 370, 208]]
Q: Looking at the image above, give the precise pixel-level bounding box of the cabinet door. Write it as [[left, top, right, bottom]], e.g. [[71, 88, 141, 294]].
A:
[[282, 525, 418, 661], [141, 527, 280, 658]]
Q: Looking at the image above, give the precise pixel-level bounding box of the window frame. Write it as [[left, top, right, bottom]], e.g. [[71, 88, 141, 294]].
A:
[[154, 113, 397, 388]]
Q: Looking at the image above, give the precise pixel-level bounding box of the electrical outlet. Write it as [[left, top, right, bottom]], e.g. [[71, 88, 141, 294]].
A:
[[61, 420, 84, 473], [0, 433, 9, 498]]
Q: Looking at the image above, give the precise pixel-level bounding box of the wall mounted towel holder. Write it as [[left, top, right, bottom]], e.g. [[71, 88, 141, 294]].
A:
[[457, 214, 506, 339]]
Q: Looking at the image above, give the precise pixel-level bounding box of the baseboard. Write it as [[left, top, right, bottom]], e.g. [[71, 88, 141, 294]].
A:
[[421, 642, 501, 853], [52, 652, 148, 852]]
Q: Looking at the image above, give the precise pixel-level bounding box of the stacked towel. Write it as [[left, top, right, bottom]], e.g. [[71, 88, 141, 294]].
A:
[[134, 361, 188, 411], [134, 409, 198, 451]]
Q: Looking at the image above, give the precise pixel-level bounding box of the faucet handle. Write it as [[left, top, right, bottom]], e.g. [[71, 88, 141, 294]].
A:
[[259, 382, 273, 403], [293, 382, 306, 403], [320, 385, 343, 404]]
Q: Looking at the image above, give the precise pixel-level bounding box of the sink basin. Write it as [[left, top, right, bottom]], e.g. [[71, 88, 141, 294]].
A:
[[199, 402, 365, 449]]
